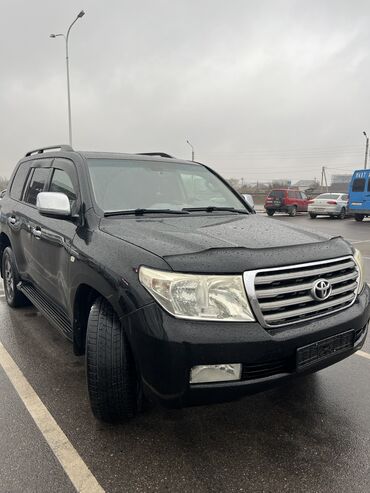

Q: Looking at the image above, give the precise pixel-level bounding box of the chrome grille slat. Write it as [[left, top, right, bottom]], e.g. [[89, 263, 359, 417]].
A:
[[244, 256, 359, 328], [263, 293, 356, 323], [259, 281, 358, 310], [256, 271, 358, 298], [254, 259, 355, 285]]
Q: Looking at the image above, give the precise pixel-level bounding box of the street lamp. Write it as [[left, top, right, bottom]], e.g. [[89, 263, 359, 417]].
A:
[[363, 131, 369, 169], [186, 140, 195, 161], [50, 10, 85, 146]]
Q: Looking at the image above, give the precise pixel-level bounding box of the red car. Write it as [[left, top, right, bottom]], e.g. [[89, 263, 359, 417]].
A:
[[264, 189, 309, 216]]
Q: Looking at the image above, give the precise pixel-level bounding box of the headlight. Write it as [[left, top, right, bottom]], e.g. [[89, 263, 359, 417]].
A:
[[354, 248, 365, 293], [139, 266, 255, 322]]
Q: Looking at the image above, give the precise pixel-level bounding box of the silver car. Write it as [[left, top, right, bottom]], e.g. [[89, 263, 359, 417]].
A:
[[308, 193, 348, 219]]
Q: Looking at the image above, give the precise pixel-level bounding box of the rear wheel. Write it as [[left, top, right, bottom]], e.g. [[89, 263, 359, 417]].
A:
[[86, 297, 138, 422], [289, 206, 297, 217], [338, 208, 346, 220], [309, 212, 317, 219], [355, 214, 364, 222], [2, 247, 28, 308], [266, 209, 275, 216]]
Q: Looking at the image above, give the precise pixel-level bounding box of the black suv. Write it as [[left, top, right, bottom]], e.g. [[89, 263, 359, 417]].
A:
[[0, 145, 369, 422]]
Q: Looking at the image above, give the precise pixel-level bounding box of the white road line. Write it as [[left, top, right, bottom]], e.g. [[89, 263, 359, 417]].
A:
[[0, 295, 5, 299], [0, 342, 105, 493], [357, 350, 370, 361]]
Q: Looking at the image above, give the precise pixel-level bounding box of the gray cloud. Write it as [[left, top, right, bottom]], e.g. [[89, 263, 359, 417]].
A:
[[1, 0, 369, 182]]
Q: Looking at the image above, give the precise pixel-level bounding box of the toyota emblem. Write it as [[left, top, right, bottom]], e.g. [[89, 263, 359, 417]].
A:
[[311, 279, 332, 301]]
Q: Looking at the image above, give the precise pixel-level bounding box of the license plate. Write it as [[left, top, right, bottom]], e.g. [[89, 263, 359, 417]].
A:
[[296, 330, 354, 369]]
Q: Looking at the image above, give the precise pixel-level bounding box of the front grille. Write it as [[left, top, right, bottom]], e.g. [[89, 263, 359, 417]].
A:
[[244, 256, 359, 328]]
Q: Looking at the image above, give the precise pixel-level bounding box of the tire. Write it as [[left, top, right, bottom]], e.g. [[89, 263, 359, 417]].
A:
[[355, 214, 364, 222], [289, 206, 297, 217], [266, 210, 275, 216], [338, 208, 346, 220], [309, 212, 317, 219], [86, 297, 138, 422], [1, 247, 28, 308]]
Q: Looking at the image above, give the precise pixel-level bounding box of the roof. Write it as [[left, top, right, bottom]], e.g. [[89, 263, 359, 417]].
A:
[[292, 180, 317, 187]]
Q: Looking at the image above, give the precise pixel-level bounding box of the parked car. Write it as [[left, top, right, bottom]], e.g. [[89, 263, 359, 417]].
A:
[[264, 189, 309, 216], [348, 169, 370, 222], [308, 193, 349, 219], [1, 145, 369, 423]]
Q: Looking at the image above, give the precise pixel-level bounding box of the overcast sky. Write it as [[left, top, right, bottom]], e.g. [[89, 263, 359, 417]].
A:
[[1, 0, 369, 182]]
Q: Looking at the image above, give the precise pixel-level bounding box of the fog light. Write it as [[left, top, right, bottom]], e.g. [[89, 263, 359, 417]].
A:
[[190, 364, 242, 384]]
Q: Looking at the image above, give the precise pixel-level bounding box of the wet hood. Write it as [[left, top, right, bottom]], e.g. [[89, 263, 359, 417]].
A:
[[100, 214, 352, 272]]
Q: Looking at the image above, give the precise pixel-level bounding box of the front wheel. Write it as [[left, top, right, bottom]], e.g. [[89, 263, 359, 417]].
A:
[[289, 206, 297, 217], [355, 214, 364, 222], [2, 247, 28, 308], [309, 212, 317, 219], [86, 297, 138, 422]]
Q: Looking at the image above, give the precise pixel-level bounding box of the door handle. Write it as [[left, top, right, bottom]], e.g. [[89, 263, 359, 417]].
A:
[[32, 227, 42, 239]]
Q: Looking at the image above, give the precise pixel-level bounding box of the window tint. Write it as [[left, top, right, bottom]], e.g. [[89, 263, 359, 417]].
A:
[[23, 168, 50, 205], [10, 162, 30, 201], [301, 192, 307, 200], [49, 169, 76, 204], [269, 190, 284, 198], [352, 178, 365, 192]]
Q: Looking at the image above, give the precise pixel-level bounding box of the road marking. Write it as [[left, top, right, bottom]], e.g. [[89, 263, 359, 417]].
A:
[[357, 350, 370, 360], [0, 342, 105, 493], [350, 239, 370, 244]]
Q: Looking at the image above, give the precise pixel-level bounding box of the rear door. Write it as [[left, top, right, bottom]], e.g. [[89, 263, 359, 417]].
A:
[[349, 171, 369, 212]]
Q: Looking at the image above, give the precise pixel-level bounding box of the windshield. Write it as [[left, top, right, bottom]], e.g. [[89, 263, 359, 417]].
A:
[[86, 158, 246, 213]]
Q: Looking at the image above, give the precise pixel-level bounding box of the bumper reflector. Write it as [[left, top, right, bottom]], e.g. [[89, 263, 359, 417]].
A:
[[190, 364, 242, 384]]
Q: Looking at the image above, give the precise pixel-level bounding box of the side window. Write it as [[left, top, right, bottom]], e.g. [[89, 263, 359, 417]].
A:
[[301, 192, 307, 200], [49, 169, 77, 205], [10, 162, 30, 201], [341, 194, 348, 201], [23, 168, 50, 206], [352, 178, 365, 192], [368, 180, 370, 193]]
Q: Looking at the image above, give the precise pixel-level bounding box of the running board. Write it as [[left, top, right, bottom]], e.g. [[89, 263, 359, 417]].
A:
[[18, 282, 73, 339]]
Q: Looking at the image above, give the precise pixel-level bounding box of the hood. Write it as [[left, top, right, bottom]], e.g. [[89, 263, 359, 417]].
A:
[[100, 214, 352, 272]]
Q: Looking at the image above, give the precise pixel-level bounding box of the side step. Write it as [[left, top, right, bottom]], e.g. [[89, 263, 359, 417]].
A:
[[18, 282, 73, 339]]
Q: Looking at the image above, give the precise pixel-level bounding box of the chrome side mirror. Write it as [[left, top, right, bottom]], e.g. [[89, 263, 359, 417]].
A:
[[37, 192, 71, 217]]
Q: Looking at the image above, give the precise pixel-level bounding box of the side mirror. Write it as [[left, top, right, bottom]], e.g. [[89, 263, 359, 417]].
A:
[[37, 192, 71, 217], [241, 193, 255, 210]]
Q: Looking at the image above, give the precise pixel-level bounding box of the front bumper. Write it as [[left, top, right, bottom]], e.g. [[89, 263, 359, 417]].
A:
[[124, 286, 370, 408]]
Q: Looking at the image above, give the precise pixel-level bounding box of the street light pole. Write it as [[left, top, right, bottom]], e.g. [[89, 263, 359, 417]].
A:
[[363, 131, 369, 169], [186, 140, 195, 161], [50, 10, 85, 147]]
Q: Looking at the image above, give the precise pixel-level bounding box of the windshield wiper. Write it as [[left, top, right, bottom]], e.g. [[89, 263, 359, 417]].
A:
[[182, 206, 249, 214], [104, 208, 190, 217]]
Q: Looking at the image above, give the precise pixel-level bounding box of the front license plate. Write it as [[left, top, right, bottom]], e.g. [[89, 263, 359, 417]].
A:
[[296, 330, 354, 369]]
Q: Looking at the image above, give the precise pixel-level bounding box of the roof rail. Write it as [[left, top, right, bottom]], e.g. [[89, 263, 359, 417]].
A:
[[136, 152, 174, 159], [25, 145, 74, 157]]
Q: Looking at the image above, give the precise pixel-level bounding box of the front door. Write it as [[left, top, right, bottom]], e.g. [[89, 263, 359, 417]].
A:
[[26, 158, 79, 313]]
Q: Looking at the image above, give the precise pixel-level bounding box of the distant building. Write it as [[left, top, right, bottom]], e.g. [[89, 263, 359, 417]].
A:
[[330, 174, 352, 193], [292, 179, 317, 191]]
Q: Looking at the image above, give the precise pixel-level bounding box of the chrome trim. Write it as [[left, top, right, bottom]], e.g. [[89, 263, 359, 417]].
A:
[[243, 256, 360, 329]]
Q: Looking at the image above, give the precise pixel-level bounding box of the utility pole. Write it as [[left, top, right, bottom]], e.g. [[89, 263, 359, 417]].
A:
[[321, 166, 329, 192], [363, 131, 369, 169]]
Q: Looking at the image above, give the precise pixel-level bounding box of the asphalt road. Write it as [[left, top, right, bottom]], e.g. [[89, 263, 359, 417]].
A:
[[0, 214, 369, 493]]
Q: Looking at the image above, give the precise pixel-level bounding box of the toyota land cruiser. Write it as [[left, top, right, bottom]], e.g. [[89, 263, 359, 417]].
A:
[[0, 145, 369, 422]]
